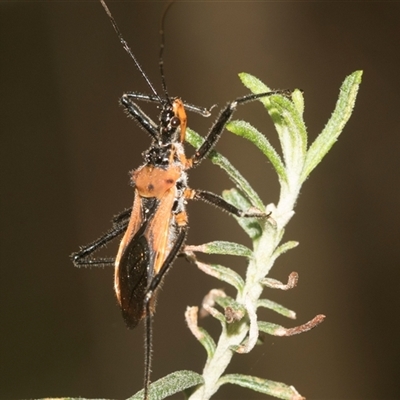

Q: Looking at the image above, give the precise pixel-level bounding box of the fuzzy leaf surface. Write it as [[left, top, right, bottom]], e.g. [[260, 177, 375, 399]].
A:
[[130, 370, 204, 400], [302, 70, 363, 181], [218, 374, 304, 400]]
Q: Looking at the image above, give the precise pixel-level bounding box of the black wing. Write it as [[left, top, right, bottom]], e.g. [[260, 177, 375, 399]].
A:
[[117, 223, 154, 329], [115, 197, 159, 329]]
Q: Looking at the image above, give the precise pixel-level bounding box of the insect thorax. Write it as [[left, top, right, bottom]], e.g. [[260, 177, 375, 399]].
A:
[[133, 142, 188, 211]]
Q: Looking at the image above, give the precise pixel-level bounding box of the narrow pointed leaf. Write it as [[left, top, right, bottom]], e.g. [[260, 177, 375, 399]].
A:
[[227, 120, 287, 183], [257, 298, 296, 319], [218, 374, 305, 400], [258, 321, 286, 336], [292, 89, 305, 117], [271, 240, 299, 261], [302, 70, 363, 182], [268, 95, 307, 176], [258, 315, 325, 337], [185, 307, 216, 360], [197, 327, 217, 360], [187, 241, 252, 258], [39, 398, 88, 400], [130, 370, 204, 400], [192, 260, 245, 293], [186, 128, 263, 208], [239, 72, 272, 99], [239, 73, 307, 179], [239, 72, 288, 129]]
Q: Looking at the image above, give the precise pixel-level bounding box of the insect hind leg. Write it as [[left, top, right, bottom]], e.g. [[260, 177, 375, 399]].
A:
[[142, 226, 187, 400], [71, 220, 128, 268]]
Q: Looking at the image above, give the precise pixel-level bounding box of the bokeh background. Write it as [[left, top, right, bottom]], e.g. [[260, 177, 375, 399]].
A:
[[1, 1, 399, 399]]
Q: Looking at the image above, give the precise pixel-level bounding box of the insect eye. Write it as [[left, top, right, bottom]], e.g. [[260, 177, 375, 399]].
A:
[[170, 117, 180, 128]]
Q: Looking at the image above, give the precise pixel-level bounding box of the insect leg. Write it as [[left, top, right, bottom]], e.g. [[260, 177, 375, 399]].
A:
[[180, 102, 213, 117], [190, 90, 288, 167], [71, 220, 128, 268], [186, 188, 268, 218], [120, 94, 159, 140], [124, 92, 213, 117], [112, 207, 132, 226], [123, 92, 161, 104], [142, 227, 187, 400]]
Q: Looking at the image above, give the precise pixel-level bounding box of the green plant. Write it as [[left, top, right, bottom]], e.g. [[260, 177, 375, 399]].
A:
[[140, 70, 362, 400]]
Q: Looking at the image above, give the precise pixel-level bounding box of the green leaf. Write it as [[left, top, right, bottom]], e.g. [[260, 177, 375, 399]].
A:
[[239, 72, 272, 97], [291, 89, 305, 117], [269, 95, 307, 173], [302, 70, 363, 182], [38, 398, 95, 400], [129, 370, 204, 400], [195, 326, 217, 361], [227, 120, 287, 183], [258, 321, 284, 336], [259, 316, 325, 338], [222, 189, 263, 240], [239, 72, 308, 182], [188, 241, 252, 258], [185, 307, 216, 361], [218, 374, 304, 400], [257, 299, 296, 319], [186, 128, 264, 209], [193, 261, 245, 293], [239, 73, 288, 132], [271, 240, 299, 262]]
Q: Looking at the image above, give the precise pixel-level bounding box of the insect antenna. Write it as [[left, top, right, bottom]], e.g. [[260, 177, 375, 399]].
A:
[[99, 0, 162, 102], [159, 1, 175, 102]]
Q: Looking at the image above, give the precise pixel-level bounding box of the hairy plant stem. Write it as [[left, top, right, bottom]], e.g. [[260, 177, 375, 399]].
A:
[[189, 183, 300, 400], [185, 71, 362, 400]]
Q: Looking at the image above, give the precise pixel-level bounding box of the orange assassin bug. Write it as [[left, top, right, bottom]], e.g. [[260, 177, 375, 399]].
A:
[[71, 1, 286, 398]]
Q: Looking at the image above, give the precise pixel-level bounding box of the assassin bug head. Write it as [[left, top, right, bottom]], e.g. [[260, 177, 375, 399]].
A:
[[161, 98, 187, 144]]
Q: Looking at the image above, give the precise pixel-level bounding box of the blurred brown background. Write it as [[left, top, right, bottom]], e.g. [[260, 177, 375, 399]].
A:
[[1, 1, 399, 399]]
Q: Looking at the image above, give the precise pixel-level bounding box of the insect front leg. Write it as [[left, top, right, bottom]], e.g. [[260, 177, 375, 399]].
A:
[[190, 91, 287, 167], [124, 92, 213, 118], [120, 93, 159, 140]]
